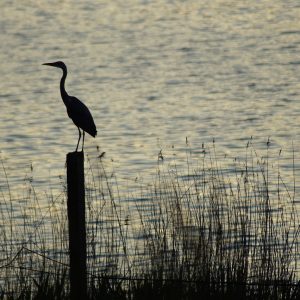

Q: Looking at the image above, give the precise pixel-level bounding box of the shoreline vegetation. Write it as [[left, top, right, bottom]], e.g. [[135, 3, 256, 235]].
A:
[[0, 141, 299, 299]]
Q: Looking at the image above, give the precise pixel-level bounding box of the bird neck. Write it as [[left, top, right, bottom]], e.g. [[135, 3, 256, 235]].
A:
[[60, 68, 69, 105]]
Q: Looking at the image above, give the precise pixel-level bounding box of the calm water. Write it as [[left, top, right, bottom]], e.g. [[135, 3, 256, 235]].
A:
[[1, 0, 299, 193]]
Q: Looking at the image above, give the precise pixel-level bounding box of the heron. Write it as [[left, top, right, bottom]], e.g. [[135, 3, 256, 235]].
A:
[[43, 61, 97, 152]]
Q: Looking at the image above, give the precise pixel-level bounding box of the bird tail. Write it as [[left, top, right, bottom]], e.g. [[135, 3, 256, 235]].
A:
[[93, 130, 97, 137]]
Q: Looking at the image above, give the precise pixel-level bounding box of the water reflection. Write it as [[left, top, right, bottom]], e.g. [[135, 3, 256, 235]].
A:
[[0, 0, 299, 194]]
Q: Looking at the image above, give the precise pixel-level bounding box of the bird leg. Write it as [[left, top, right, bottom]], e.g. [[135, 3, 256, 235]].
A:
[[76, 127, 81, 152], [82, 131, 85, 152]]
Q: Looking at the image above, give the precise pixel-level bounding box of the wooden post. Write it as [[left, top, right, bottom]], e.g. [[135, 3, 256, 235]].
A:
[[66, 151, 87, 300]]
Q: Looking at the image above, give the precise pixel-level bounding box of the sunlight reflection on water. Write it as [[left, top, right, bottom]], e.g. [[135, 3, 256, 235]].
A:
[[0, 0, 299, 196]]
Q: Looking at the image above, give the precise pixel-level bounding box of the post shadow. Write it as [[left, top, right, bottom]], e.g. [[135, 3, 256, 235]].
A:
[[66, 151, 87, 300]]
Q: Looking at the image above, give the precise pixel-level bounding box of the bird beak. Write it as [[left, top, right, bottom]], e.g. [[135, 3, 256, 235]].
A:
[[43, 62, 56, 67]]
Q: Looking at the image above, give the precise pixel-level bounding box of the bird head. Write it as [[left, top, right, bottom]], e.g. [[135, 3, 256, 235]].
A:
[[43, 61, 67, 71]]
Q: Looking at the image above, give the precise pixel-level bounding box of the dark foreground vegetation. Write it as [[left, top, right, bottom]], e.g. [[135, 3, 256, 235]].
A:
[[0, 142, 299, 299]]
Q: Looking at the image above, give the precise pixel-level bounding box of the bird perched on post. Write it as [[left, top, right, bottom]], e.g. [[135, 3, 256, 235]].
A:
[[43, 61, 97, 152]]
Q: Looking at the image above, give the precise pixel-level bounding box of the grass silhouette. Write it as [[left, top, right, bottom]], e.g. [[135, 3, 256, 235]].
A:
[[0, 141, 299, 299]]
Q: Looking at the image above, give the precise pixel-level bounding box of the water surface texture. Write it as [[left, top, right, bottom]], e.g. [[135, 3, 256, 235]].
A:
[[0, 1, 299, 192]]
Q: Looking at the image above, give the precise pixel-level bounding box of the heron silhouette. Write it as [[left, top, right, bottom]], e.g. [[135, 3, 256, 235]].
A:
[[43, 61, 97, 152]]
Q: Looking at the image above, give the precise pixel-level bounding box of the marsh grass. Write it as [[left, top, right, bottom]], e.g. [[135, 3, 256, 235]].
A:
[[0, 141, 299, 299]]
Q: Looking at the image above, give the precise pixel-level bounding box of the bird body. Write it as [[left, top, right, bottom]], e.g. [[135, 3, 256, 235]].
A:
[[43, 61, 97, 151], [66, 96, 97, 138]]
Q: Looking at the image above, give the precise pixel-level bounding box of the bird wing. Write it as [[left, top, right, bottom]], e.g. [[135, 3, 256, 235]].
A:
[[67, 96, 97, 137]]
